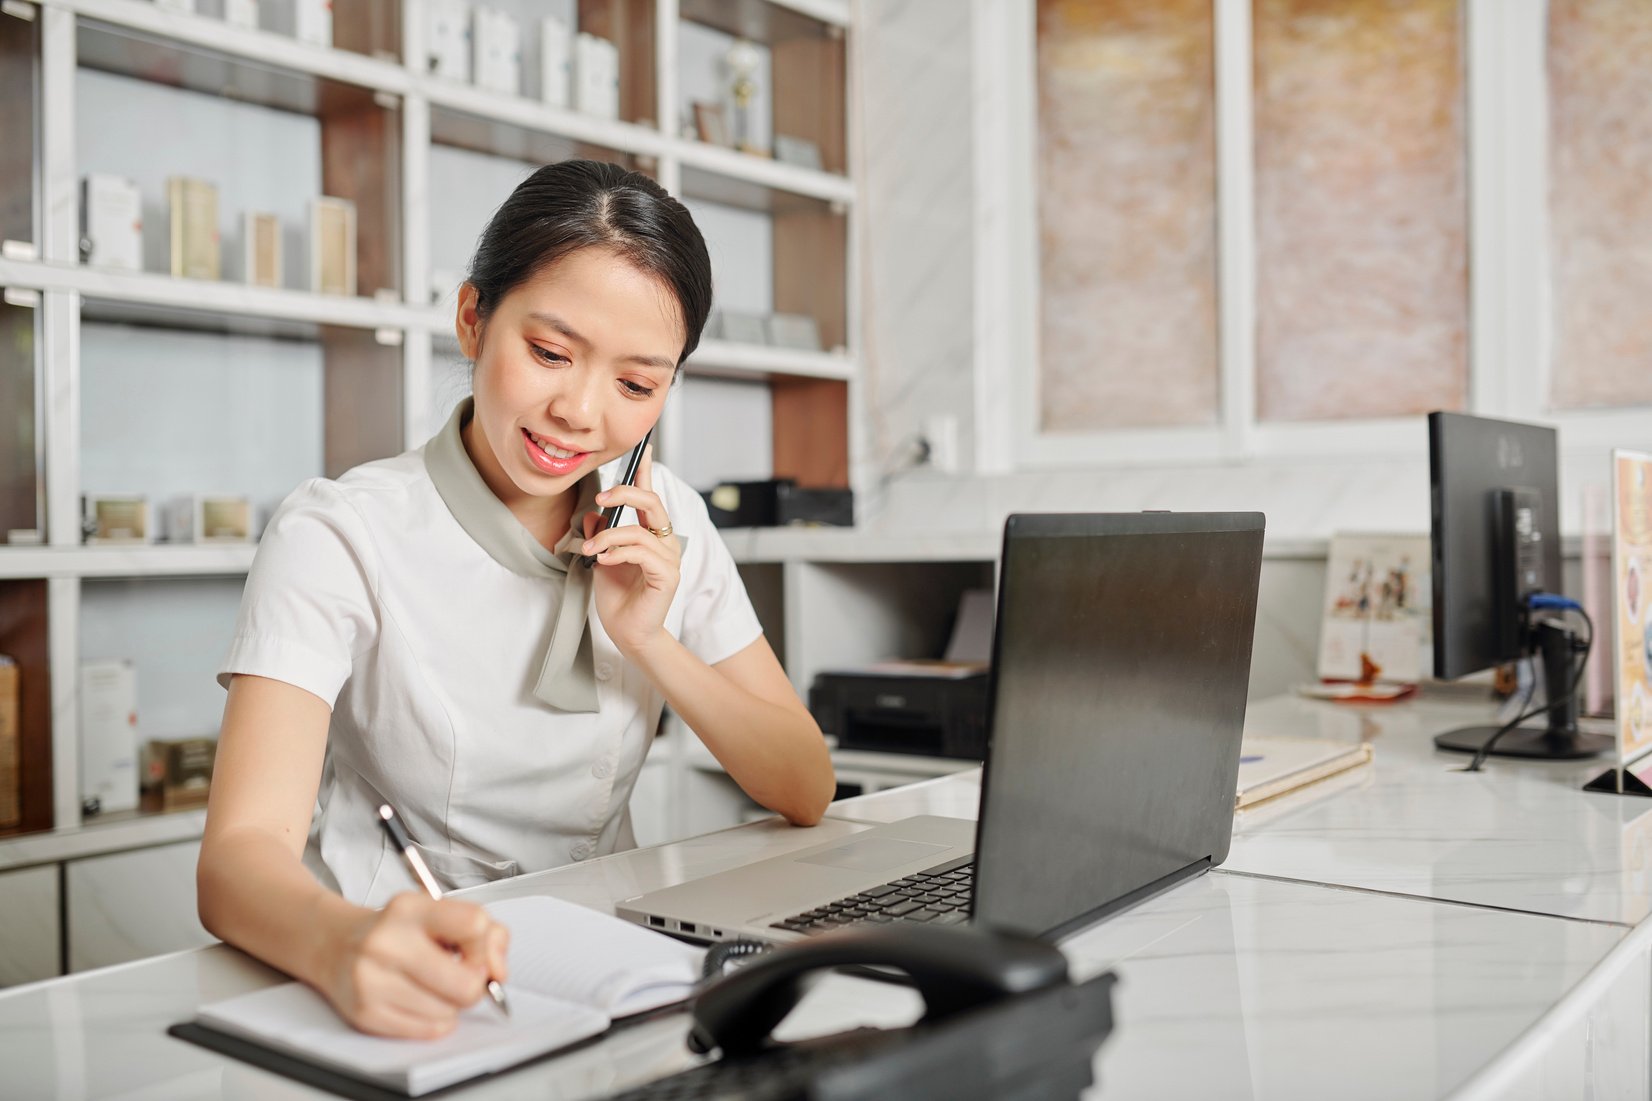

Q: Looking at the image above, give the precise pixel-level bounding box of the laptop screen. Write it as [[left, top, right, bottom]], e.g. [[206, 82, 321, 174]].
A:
[[973, 512, 1265, 939]]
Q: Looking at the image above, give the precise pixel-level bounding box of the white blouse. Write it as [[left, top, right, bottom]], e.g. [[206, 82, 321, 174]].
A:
[[217, 437, 762, 907]]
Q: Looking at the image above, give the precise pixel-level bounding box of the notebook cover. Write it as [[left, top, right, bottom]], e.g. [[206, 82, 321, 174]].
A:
[[169, 997, 687, 1099]]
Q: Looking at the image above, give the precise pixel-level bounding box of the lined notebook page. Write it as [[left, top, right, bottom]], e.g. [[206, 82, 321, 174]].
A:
[[486, 896, 704, 1017]]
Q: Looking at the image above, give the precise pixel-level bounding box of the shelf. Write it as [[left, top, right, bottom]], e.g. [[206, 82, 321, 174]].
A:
[[424, 77, 667, 163], [675, 141, 854, 208], [62, 0, 407, 96], [0, 544, 256, 580], [681, 0, 851, 40], [686, 339, 854, 381], [0, 257, 423, 334], [0, 803, 206, 873], [722, 528, 1003, 564]]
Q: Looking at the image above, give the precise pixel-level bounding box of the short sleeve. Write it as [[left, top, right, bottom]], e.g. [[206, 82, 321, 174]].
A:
[[218, 478, 381, 707], [666, 472, 764, 666]]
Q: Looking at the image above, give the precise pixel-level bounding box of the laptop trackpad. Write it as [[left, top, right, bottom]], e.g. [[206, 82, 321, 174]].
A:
[[793, 838, 949, 873]]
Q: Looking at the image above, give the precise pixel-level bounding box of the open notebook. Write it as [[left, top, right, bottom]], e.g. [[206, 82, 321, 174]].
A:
[[174, 895, 704, 1097]]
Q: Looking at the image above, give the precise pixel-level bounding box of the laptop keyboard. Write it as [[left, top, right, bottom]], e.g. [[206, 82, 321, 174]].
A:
[[767, 855, 974, 934]]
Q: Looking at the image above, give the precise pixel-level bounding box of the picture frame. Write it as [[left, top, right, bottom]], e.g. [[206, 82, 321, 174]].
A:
[[693, 101, 729, 148]]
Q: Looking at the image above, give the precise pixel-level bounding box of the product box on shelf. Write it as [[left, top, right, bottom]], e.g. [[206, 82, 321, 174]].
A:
[[82, 494, 153, 544], [164, 494, 256, 543], [427, 0, 473, 82], [80, 173, 144, 272], [264, 0, 331, 48], [243, 211, 282, 288], [574, 33, 619, 120], [540, 15, 571, 108], [80, 659, 139, 817], [141, 737, 217, 809], [309, 196, 357, 297], [0, 655, 18, 830], [473, 6, 522, 97], [167, 176, 220, 281]]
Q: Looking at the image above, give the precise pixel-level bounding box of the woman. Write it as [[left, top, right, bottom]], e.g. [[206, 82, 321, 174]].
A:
[[197, 161, 836, 1039]]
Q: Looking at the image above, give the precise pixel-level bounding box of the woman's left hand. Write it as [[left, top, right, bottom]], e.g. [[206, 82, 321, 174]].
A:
[[583, 445, 681, 657]]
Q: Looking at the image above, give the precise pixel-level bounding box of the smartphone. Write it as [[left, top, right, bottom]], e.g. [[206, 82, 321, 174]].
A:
[[578, 428, 653, 568]]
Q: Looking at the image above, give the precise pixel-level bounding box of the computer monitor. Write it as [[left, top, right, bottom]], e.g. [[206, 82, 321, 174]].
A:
[[1428, 412, 1608, 759]]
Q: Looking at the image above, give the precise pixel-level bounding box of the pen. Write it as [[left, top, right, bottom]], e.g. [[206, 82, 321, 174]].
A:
[[376, 803, 510, 1018]]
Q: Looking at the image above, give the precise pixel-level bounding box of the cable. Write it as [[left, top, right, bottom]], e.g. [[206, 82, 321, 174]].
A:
[[1462, 603, 1594, 772], [699, 939, 772, 984]]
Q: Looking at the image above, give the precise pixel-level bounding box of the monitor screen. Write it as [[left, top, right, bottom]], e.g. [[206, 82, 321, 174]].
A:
[[1429, 412, 1562, 680]]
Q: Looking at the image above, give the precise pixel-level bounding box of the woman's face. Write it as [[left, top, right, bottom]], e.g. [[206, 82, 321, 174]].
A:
[[457, 246, 682, 504]]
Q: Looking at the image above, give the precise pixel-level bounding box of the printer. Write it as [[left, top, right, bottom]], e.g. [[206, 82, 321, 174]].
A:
[[809, 661, 989, 760], [807, 588, 997, 761]]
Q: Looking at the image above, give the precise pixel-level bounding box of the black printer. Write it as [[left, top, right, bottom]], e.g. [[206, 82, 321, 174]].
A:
[[808, 661, 990, 760]]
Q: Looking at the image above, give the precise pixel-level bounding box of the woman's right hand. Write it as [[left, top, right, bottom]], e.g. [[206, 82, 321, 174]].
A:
[[319, 892, 511, 1038]]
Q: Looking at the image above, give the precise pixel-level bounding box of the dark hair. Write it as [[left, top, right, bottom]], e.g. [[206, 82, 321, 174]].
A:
[[466, 160, 712, 367]]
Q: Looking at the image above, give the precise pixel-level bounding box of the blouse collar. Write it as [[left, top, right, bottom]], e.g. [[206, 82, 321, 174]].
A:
[[424, 398, 601, 713]]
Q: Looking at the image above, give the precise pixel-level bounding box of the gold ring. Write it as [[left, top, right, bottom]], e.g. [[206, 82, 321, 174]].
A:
[[647, 523, 674, 539]]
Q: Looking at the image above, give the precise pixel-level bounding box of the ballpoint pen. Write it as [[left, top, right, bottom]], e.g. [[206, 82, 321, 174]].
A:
[[376, 803, 510, 1018]]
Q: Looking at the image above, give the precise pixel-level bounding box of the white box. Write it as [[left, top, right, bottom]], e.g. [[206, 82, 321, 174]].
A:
[[80, 659, 139, 817], [82, 494, 153, 544], [154, 0, 196, 13], [427, 0, 472, 82], [473, 7, 522, 97], [164, 494, 256, 544], [540, 15, 571, 109], [80, 174, 143, 272], [265, 0, 330, 48], [309, 196, 356, 296], [574, 33, 619, 120], [243, 211, 282, 288], [223, 0, 259, 30]]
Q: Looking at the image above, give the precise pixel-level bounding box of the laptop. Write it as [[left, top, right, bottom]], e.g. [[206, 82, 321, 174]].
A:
[[617, 511, 1266, 943]]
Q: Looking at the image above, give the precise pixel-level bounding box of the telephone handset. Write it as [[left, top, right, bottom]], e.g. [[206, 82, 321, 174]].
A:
[[689, 924, 1070, 1057], [605, 925, 1118, 1101], [578, 428, 653, 569]]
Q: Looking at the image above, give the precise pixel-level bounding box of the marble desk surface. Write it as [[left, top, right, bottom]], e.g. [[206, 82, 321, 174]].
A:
[[1223, 693, 1652, 928], [1, 693, 1645, 1100], [831, 691, 1652, 929]]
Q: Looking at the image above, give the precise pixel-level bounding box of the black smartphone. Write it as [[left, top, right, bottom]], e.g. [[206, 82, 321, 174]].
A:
[[578, 428, 653, 568]]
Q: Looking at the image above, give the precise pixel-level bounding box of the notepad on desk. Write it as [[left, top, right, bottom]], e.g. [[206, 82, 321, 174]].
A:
[[1235, 738, 1373, 809], [173, 895, 703, 1098]]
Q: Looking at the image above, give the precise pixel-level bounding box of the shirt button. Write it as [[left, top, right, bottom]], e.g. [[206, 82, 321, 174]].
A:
[[592, 756, 615, 780], [595, 661, 614, 682], [571, 841, 593, 861]]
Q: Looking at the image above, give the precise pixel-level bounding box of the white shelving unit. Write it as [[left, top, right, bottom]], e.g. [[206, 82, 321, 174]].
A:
[[0, 0, 870, 973]]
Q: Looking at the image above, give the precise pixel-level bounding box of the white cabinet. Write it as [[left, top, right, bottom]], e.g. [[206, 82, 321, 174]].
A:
[[65, 841, 215, 973], [0, 865, 60, 987]]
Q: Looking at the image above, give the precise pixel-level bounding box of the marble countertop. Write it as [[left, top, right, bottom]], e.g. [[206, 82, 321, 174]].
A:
[[1225, 694, 1652, 927], [2, 692, 1647, 1099]]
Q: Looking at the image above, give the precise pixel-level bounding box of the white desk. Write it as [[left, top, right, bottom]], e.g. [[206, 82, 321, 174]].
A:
[[2, 693, 1649, 1099]]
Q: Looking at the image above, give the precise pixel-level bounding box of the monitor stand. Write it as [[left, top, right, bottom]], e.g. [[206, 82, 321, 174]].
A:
[[1434, 620, 1612, 760]]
